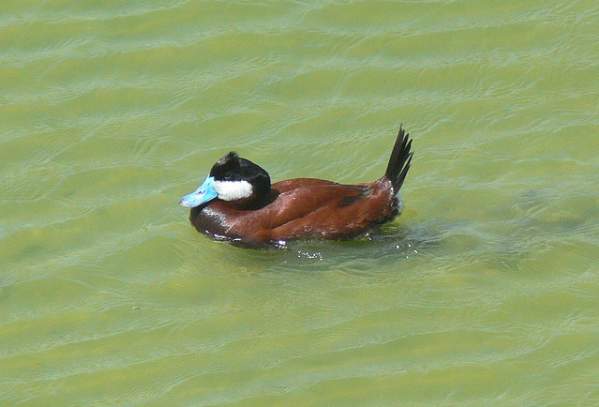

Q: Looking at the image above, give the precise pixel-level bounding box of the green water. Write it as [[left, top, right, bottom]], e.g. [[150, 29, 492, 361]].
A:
[[2, 0, 599, 405]]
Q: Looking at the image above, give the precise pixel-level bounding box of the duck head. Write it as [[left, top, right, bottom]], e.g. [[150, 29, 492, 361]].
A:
[[179, 152, 271, 208]]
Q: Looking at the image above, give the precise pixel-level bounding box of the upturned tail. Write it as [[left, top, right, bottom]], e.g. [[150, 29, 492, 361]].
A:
[[384, 126, 413, 193]]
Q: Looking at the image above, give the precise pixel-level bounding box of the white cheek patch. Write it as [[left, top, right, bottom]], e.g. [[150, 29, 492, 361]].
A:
[[213, 180, 253, 201]]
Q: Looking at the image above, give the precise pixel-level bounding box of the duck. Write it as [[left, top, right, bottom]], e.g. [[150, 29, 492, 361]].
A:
[[180, 127, 413, 247]]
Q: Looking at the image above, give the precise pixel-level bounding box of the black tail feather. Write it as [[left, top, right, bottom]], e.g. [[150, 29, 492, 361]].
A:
[[384, 126, 413, 192]]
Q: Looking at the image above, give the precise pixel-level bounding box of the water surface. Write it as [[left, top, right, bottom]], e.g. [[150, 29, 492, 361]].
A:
[[1, 0, 599, 405]]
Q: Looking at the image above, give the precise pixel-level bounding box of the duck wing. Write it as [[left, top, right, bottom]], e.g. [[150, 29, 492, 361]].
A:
[[231, 178, 395, 241]]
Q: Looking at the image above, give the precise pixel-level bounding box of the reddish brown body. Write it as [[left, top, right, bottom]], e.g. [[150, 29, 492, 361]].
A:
[[190, 177, 398, 246], [184, 127, 412, 247]]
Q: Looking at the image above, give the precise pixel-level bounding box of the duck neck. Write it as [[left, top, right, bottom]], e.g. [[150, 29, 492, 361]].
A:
[[227, 189, 278, 210]]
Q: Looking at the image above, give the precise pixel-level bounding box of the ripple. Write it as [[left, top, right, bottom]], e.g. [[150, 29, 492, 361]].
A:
[[2, 0, 599, 405]]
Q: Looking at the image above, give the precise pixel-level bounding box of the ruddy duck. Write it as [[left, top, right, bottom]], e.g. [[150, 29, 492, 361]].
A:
[[180, 127, 413, 246]]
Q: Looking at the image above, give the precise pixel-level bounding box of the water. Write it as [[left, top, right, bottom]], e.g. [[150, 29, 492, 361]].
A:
[[2, 0, 598, 405]]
